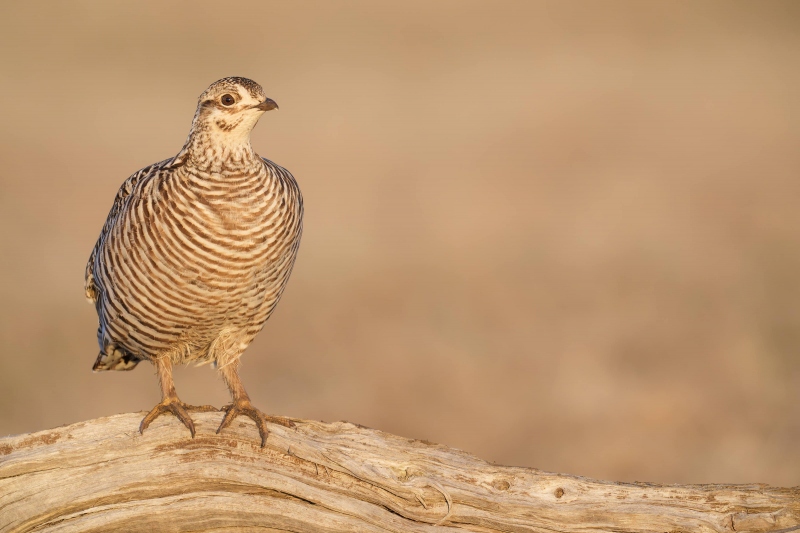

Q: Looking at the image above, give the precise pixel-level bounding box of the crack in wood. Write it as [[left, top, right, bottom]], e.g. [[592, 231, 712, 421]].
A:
[[0, 413, 797, 533]]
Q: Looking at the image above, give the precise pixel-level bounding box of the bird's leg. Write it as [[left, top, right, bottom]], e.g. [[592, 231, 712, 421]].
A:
[[216, 361, 295, 447], [139, 356, 217, 438]]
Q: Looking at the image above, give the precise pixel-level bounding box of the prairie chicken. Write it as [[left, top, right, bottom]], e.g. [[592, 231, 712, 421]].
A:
[[85, 77, 303, 446]]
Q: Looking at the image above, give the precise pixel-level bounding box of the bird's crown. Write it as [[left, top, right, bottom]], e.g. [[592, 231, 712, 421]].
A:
[[199, 77, 266, 105]]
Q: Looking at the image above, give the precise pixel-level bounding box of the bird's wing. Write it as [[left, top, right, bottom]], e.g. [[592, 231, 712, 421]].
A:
[[261, 157, 303, 199], [84, 161, 165, 303]]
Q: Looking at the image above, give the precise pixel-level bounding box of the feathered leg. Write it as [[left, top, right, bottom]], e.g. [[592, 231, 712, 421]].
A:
[[216, 361, 294, 447], [139, 356, 217, 437]]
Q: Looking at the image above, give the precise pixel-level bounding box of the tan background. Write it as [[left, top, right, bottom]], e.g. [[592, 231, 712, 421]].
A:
[[0, 1, 798, 486]]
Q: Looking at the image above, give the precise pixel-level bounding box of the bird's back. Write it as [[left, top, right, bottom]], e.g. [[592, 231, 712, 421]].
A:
[[86, 156, 303, 370]]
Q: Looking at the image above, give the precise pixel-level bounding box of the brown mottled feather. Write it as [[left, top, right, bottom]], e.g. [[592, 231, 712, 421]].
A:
[[86, 78, 302, 372]]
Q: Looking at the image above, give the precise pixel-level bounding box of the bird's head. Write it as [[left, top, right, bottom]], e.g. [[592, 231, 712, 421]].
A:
[[189, 77, 278, 146]]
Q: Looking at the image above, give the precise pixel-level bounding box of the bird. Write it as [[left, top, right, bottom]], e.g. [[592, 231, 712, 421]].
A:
[[85, 77, 303, 446]]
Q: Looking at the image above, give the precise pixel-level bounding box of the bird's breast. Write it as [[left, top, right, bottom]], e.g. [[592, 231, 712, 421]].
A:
[[139, 170, 299, 297]]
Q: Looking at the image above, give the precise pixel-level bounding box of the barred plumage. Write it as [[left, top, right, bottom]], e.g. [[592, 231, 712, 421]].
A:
[[85, 77, 303, 445]]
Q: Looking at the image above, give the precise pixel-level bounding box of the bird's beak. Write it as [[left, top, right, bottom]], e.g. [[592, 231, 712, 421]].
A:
[[254, 98, 279, 111]]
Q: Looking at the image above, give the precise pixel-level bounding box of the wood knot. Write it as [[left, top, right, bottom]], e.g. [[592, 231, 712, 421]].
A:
[[491, 479, 511, 491], [555, 487, 565, 498]]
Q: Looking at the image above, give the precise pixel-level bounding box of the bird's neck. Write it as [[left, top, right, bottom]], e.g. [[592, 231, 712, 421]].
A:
[[179, 126, 260, 174]]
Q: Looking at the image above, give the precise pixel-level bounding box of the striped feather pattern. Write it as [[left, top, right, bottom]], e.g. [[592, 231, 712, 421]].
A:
[[86, 78, 303, 372]]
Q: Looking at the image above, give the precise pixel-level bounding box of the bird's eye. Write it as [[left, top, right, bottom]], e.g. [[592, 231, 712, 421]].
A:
[[220, 94, 236, 106]]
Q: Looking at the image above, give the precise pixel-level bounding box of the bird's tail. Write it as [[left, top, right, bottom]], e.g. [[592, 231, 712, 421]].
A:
[[92, 344, 140, 372]]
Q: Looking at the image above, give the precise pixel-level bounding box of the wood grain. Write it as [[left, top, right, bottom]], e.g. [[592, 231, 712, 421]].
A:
[[0, 412, 797, 532]]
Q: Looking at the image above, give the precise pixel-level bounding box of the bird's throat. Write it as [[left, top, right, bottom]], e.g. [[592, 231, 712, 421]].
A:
[[184, 129, 260, 173]]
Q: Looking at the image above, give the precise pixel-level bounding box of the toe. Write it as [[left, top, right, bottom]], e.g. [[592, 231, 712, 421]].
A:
[[169, 404, 197, 438], [139, 403, 167, 434], [246, 410, 270, 447], [264, 415, 296, 429], [216, 407, 237, 433], [184, 403, 219, 413], [139, 398, 198, 438], [215, 401, 285, 446], [256, 423, 269, 448]]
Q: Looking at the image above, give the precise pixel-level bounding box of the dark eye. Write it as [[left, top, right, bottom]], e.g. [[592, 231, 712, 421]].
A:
[[220, 94, 236, 106]]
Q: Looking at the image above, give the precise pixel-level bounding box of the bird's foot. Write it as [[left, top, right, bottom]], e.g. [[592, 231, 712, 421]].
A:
[[139, 396, 218, 438], [217, 400, 295, 447]]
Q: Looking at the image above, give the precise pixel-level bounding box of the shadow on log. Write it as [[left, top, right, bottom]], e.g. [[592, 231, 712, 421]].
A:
[[1, 412, 798, 532]]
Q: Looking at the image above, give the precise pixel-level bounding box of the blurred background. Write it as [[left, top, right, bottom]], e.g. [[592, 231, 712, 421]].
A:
[[0, 1, 798, 485]]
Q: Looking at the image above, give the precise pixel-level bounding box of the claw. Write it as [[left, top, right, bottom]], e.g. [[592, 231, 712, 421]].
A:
[[217, 400, 295, 447], [139, 397, 217, 438]]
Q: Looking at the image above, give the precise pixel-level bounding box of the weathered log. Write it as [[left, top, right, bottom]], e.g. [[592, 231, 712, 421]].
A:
[[0, 412, 797, 532]]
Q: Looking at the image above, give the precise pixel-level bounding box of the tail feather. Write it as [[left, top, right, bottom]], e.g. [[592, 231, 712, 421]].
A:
[[92, 344, 140, 371]]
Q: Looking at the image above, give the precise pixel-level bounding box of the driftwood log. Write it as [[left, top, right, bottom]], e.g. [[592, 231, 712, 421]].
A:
[[0, 412, 797, 533]]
